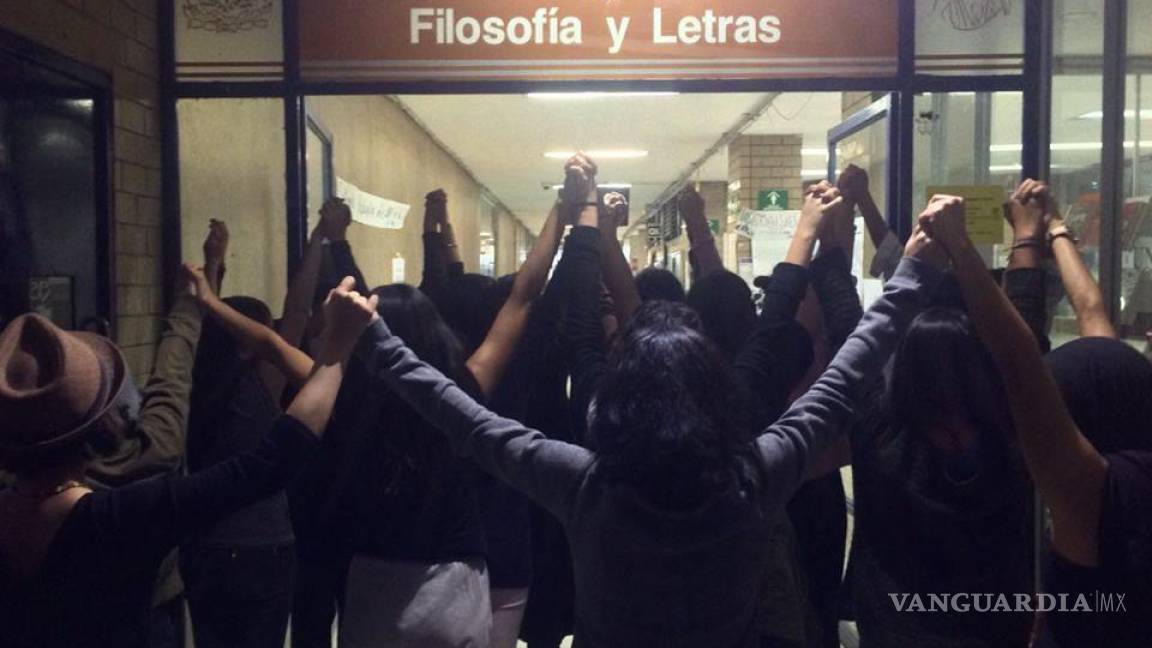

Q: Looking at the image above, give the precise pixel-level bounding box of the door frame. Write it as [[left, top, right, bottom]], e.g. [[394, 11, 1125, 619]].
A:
[[161, 0, 1047, 286], [0, 27, 115, 334]]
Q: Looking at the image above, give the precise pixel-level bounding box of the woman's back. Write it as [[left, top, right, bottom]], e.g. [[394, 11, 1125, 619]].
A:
[[0, 491, 164, 648], [564, 460, 774, 648]]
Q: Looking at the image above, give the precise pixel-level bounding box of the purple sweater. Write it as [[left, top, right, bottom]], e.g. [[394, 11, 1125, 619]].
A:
[[356, 256, 942, 648]]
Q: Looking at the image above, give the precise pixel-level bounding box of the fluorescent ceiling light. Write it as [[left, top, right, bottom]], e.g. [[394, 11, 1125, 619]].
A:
[[528, 92, 678, 100], [801, 169, 828, 177], [544, 150, 649, 159], [989, 164, 1023, 172], [1076, 110, 1152, 120], [543, 182, 633, 190], [801, 148, 829, 157], [990, 141, 1152, 152]]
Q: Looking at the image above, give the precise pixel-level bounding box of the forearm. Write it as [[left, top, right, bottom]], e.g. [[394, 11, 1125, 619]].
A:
[[599, 226, 641, 325], [201, 293, 313, 384], [421, 232, 450, 292], [327, 240, 369, 295], [280, 235, 326, 347], [127, 294, 204, 474], [566, 226, 608, 425], [1052, 238, 1116, 338], [810, 249, 864, 351], [684, 214, 724, 277], [285, 342, 351, 436], [784, 225, 820, 268], [1003, 266, 1051, 351], [205, 260, 224, 295], [511, 206, 564, 304], [443, 222, 463, 267], [1007, 227, 1044, 271], [858, 193, 889, 250]]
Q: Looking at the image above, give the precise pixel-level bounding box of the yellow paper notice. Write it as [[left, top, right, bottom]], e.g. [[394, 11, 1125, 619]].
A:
[[926, 186, 1006, 245]]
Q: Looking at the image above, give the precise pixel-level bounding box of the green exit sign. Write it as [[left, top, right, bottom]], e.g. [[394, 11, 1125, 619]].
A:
[[758, 189, 789, 210], [708, 219, 721, 235]]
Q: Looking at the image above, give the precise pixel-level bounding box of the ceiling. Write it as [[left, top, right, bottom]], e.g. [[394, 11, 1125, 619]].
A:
[[397, 80, 1152, 232], [397, 92, 845, 230]]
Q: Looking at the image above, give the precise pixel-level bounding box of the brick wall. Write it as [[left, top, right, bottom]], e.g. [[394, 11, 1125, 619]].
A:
[[0, 0, 164, 379], [727, 134, 804, 214]]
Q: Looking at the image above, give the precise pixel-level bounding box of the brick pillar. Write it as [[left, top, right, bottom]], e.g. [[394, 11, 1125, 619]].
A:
[[726, 135, 803, 271], [0, 0, 166, 381]]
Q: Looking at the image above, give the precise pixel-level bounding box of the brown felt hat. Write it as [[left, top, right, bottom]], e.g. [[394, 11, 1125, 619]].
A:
[[0, 313, 127, 454]]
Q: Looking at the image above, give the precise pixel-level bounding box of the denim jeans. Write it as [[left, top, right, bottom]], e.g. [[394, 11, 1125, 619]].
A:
[[181, 542, 296, 648]]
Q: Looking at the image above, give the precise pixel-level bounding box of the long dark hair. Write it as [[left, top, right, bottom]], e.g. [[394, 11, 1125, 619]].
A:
[[887, 307, 1011, 437], [635, 267, 686, 303], [686, 270, 757, 360], [372, 284, 465, 378], [362, 284, 469, 484], [189, 296, 274, 431], [589, 300, 751, 509]]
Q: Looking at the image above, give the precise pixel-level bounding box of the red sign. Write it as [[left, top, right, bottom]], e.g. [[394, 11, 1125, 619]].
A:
[[299, 0, 899, 82]]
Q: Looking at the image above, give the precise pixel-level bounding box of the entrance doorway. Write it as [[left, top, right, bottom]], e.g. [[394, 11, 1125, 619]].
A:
[[0, 34, 111, 332]]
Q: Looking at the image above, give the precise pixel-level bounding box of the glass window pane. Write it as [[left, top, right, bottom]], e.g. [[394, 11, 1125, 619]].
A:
[[178, 98, 286, 309], [1049, 0, 1105, 346], [912, 91, 1021, 269], [1119, 63, 1152, 343], [175, 0, 284, 82], [915, 0, 1024, 75]]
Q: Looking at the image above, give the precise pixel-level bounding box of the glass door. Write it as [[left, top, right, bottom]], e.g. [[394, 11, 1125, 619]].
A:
[[828, 95, 892, 307]]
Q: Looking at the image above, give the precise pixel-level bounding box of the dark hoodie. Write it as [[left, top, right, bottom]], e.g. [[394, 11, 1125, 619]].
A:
[[1042, 338, 1152, 647]]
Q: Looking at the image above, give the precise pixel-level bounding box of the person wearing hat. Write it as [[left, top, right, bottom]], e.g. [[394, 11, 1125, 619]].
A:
[[0, 276, 378, 648]]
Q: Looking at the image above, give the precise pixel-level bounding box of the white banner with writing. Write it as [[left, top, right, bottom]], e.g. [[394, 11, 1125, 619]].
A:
[[336, 177, 411, 230]]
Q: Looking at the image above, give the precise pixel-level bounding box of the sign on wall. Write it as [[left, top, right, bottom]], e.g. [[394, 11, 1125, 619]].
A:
[[758, 189, 789, 210], [299, 0, 898, 83], [926, 185, 1006, 245]]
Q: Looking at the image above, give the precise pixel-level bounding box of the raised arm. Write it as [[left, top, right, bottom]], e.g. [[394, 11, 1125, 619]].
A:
[[203, 219, 228, 295], [1002, 179, 1053, 350], [922, 194, 1109, 567], [279, 220, 328, 349], [184, 263, 314, 386], [598, 191, 642, 326], [839, 164, 900, 280], [680, 186, 724, 278], [100, 279, 377, 552], [810, 200, 865, 353], [1026, 180, 1116, 339], [731, 185, 843, 421], [287, 278, 377, 434], [88, 279, 204, 485], [467, 201, 565, 398], [756, 221, 947, 508], [321, 199, 370, 296], [421, 189, 452, 294], [356, 316, 594, 521]]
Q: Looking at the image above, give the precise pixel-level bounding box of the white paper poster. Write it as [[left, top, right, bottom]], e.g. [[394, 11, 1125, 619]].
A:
[[391, 255, 407, 284], [336, 178, 410, 230]]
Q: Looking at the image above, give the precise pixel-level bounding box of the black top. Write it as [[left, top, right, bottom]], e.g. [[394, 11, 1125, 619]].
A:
[[187, 370, 293, 546], [0, 416, 318, 648], [842, 268, 1043, 648], [324, 359, 487, 563], [1043, 451, 1152, 647]]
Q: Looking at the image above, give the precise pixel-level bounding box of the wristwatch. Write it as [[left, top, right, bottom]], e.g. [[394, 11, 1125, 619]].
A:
[[1047, 224, 1079, 246]]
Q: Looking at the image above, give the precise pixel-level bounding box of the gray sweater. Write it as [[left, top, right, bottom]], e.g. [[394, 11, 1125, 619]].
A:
[[356, 256, 942, 648]]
